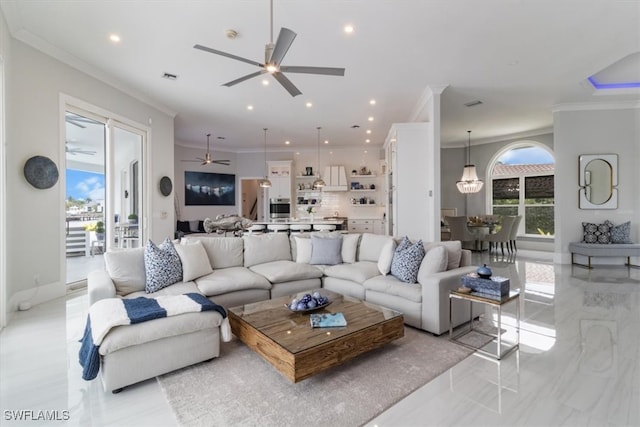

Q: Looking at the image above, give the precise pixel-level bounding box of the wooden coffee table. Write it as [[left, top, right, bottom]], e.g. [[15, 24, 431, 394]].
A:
[[228, 289, 404, 382]]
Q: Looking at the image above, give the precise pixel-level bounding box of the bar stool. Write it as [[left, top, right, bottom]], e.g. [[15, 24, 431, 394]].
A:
[[289, 224, 312, 234], [312, 224, 336, 232], [247, 224, 266, 234], [267, 224, 290, 233]]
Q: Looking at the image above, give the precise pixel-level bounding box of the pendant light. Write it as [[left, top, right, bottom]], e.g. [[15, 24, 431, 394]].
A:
[[456, 130, 484, 193], [259, 128, 272, 188], [312, 126, 326, 189]]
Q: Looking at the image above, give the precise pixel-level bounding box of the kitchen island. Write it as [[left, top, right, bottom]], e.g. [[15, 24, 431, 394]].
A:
[[252, 218, 347, 232]]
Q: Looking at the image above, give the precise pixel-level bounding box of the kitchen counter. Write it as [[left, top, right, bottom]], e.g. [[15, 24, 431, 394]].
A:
[[253, 219, 345, 225]]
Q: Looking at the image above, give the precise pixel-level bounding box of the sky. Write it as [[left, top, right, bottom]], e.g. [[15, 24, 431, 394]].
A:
[[497, 146, 554, 165], [66, 170, 105, 201]]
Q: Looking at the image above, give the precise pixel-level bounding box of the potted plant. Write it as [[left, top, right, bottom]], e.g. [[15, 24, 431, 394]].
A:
[[95, 221, 105, 241], [128, 213, 138, 224]]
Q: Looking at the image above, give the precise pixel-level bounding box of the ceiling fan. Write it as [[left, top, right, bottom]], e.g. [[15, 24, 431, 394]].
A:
[[193, 0, 345, 97], [182, 133, 230, 166], [65, 141, 96, 156]]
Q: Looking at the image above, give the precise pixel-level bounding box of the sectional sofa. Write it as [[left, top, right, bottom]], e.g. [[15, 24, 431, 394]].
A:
[[87, 232, 479, 392]]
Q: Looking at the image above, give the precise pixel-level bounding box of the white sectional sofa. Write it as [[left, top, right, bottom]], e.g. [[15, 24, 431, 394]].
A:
[[87, 232, 480, 392]]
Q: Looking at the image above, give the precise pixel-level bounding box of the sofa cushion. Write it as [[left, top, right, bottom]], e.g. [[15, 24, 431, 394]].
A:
[[341, 233, 361, 263], [390, 237, 425, 283], [358, 233, 394, 262], [104, 247, 146, 296], [125, 281, 201, 299], [424, 240, 462, 270], [323, 261, 381, 284], [310, 235, 343, 265], [243, 233, 292, 267], [377, 239, 397, 275], [144, 238, 183, 293], [195, 267, 271, 296], [249, 260, 323, 283], [175, 240, 213, 282], [364, 275, 422, 303], [294, 236, 312, 263], [610, 221, 632, 244], [417, 245, 448, 282], [185, 236, 244, 269]]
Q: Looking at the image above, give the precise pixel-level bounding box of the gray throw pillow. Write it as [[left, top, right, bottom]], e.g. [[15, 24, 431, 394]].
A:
[[310, 235, 343, 265], [144, 238, 183, 293], [610, 221, 632, 243]]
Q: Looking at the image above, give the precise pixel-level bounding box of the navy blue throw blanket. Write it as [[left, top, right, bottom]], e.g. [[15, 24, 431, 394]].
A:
[[79, 293, 226, 381]]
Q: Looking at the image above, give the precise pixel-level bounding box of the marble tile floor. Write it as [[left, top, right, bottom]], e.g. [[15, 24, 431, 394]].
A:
[[1, 253, 638, 426]]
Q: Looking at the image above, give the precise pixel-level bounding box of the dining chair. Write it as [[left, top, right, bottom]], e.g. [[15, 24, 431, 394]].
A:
[[445, 216, 478, 250], [508, 215, 523, 253], [484, 215, 517, 255]]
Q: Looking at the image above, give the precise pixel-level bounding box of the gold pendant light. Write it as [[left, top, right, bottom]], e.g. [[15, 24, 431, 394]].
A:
[[259, 128, 272, 188], [312, 126, 325, 189]]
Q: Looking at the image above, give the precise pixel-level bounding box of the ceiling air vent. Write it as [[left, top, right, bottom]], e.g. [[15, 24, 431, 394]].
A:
[[464, 100, 483, 107], [162, 72, 178, 80]]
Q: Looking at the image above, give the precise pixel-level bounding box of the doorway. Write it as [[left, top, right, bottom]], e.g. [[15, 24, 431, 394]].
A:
[[64, 104, 146, 286], [240, 178, 265, 221]]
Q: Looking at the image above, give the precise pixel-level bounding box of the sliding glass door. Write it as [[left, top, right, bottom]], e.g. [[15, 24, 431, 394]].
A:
[[64, 106, 146, 286]]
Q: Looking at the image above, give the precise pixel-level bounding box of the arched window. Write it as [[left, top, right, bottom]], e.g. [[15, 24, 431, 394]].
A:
[[488, 143, 555, 237]]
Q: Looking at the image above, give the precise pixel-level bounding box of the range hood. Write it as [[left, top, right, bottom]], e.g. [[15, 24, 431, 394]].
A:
[[322, 166, 348, 191]]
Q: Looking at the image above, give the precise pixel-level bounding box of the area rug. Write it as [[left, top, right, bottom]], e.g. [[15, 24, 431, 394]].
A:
[[157, 326, 475, 427]]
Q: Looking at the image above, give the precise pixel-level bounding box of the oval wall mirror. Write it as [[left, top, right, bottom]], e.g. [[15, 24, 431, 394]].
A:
[[579, 154, 618, 209]]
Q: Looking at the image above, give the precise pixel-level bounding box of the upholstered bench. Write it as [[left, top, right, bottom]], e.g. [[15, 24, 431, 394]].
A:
[[569, 242, 640, 268]]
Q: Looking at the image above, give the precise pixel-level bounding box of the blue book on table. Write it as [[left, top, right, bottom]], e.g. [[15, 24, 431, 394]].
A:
[[310, 312, 347, 328]]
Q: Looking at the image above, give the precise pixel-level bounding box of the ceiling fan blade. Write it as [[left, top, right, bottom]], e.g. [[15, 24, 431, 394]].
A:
[[272, 72, 302, 97], [194, 44, 263, 68], [212, 160, 231, 165], [223, 70, 267, 87], [270, 28, 296, 66], [280, 66, 345, 76]]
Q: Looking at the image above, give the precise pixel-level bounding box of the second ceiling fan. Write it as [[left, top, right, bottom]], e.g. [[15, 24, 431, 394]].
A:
[[194, 0, 345, 97]]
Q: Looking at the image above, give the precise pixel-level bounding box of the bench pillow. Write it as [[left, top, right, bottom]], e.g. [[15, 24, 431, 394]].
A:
[[610, 221, 632, 244], [582, 222, 611, 244]]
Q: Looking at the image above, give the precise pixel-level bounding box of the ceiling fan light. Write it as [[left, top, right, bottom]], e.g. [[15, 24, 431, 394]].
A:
[[266, 63, 278, 73]]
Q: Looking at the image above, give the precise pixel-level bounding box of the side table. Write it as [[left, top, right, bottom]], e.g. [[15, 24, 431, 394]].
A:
[[449, 290, 520, 360]]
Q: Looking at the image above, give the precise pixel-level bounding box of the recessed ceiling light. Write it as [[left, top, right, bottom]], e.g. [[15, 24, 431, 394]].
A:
[[285, 140, 290, 145], [366, 129, 372, 134], [262, 79, 269, 86], [364, 150, 368, 154], [109, 33, 121, 43], [344, 25, 354, 34], [306, 102, 313, 108], [369, 99, 376, 105], [226, 29, 238, 39], [247, 105, 254, 110], [324, 140, 329, 144], [365, 139, 370, 143], [368, 116, 374, 122]]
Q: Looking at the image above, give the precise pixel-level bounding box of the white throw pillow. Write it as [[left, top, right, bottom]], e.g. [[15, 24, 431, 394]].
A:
[[341, 233, 360, 263], [175, 240, 213, 282], [294, 236, 313, 264], [417, 245, 448, 284], [377, 239, 397, 275]]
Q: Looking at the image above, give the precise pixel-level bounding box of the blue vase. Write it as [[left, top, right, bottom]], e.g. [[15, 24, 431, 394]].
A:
[[477, 264, 492, 279]]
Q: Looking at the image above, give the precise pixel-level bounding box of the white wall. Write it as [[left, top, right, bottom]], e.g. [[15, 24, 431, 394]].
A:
[[4, 37, 175, 314], [553, 105, 640, 263], [0, 9, 11, 327]]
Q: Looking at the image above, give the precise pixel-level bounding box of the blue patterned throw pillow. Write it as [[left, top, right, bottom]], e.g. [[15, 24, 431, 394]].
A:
[[144, 238, 183, 293], [610, 221, 632, 244], [390, 236, 426, 284]]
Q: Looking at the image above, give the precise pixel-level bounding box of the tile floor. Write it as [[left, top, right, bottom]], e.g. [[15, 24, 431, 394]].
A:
[[1, 252, 639, 426]]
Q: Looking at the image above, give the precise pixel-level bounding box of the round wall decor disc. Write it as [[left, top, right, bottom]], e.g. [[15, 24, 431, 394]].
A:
[[24, 155, 59, 189], [159, 176, 173, 196]]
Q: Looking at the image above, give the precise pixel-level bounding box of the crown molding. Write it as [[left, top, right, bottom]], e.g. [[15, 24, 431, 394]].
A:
[[552, 100, 640, 113]]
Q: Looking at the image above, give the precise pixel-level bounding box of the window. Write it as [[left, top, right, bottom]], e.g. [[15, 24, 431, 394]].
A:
[[490, 144, 555, 237]]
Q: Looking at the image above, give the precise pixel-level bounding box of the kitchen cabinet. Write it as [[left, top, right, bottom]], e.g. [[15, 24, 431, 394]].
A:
[[267, 161, 292, 199], [348, 219, 384, 234]]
